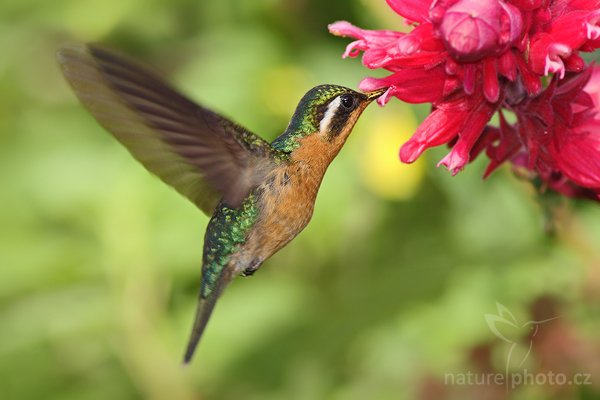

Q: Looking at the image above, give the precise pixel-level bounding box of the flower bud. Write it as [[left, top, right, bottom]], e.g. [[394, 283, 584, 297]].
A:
[[436, 0, 522, 61]]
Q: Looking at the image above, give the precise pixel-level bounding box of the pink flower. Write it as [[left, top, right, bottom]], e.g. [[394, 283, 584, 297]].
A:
[[330, 0, 600, 200], [481, 67, 600, 200]]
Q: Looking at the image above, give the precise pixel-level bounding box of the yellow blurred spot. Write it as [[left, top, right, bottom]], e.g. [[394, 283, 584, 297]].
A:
[[359, 105, 424, 200], [260, 66, 313, 118]]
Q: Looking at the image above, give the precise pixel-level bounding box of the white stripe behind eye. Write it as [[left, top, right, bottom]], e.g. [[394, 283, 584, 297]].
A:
[[319, 96, 341, 133]]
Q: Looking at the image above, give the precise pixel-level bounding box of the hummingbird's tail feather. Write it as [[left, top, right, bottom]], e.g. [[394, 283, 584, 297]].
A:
[[183, 270, 232, 364]]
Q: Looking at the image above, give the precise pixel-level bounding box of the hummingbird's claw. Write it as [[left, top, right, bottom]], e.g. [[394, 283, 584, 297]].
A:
[[241, 258, 262, 276]]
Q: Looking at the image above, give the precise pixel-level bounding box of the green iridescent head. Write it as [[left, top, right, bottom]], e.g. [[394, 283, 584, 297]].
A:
[[271, 84, 383, 153]]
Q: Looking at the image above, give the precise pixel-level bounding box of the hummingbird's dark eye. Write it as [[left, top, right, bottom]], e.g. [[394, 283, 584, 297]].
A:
[[340, 94, 356, 110]]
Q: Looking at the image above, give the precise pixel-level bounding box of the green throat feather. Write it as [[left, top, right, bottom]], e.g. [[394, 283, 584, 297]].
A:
[[271, 85, 351, 153]]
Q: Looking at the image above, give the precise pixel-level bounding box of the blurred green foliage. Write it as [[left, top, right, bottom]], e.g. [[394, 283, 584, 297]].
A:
[[1, 1, 600, 399]]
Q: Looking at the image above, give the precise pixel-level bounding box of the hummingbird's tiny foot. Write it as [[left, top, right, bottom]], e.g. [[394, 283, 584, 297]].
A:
[[241, 258, 262, 277]]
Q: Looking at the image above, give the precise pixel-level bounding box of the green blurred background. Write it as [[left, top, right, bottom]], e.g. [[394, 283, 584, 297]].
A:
[[2, 1, 600, 399]]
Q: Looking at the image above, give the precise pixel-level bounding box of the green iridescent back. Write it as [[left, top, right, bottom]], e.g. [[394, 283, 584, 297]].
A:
[[200, 194, 259, 298], [271, 84, 353, 153]]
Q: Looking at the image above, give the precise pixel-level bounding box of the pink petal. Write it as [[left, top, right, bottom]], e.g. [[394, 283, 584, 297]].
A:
[[587, 20, 600, 40], [548, 66, 600, 188], [497, 50, 517, 81], [483, 58, 500, 103], [509, 0, 544, 11], [399, 92, 494, 164], [514, 55, 542, 95], [342, 41, 366, 58], [363, 25, 446, 69], [463, 64, 477, 95], [329, 21, 418, 70], [499, 2, 524, 46], [328, 21, 365, 39], [470, 125, 500, 161], [484, 113, 522, 177], [400, 107, 465, 163], [584, 65, 600, 108], [547, 10, 591, 50], [551, 129, 600, 188], [359, 67, 446, 104], [529, 34, 572, 78], [565, 52, 585, 73], [386, 0, 432, 23], [437, 101, 497, 174]]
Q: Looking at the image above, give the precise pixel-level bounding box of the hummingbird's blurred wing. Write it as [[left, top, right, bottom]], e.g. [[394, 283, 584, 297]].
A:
[[57, 44, 275, 215]]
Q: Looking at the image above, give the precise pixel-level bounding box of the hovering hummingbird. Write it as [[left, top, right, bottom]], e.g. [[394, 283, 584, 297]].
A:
[[57, 44, 384, 363]]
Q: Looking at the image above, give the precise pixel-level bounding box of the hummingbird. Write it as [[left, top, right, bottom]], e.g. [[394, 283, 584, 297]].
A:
[[57, 43, 384, 363]]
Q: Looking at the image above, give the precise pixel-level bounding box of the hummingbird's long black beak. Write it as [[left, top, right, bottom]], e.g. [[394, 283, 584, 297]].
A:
[[364, 87, 387, 101]]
